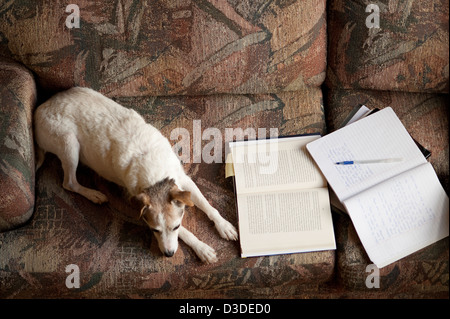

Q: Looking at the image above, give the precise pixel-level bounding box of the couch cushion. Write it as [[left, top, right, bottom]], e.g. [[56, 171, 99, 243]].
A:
[[0, 59, 36, 231], [0, 0, 327, 96], [335, 213, 448, 298], [327, 0, 449, 93], [325, 88, 449, 297], [0, 88, 335, 298]]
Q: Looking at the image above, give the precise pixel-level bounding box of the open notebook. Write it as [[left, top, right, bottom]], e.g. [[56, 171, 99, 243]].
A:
[[306, 107, 449, 268]]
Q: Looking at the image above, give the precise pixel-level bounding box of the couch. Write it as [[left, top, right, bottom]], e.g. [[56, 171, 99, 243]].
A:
[[0, 0, 448, 298]]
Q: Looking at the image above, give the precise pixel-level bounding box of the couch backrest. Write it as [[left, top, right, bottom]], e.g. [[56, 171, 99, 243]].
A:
[[327, 0, 449, 94], [0, 0, 327, 97]]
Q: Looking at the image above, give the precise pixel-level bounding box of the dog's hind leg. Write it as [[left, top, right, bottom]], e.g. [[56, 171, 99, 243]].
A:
[[178, 174, 238, 241], [58, 133, 108, 204]]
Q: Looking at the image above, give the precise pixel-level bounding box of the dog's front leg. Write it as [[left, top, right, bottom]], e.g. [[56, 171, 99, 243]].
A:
[[179, 175, 238, 241], [179, 226, 218, 263]]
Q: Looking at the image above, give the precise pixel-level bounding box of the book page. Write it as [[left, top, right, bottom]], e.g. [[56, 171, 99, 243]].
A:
[[343, 162, 449, 268], [237, 188, 336, 257], [230, 135, 326, 195], [306, 107, 427, 202]]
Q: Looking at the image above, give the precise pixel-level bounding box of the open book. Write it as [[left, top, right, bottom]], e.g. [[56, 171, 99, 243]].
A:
[[227, 135, 336, 258], [306, 107, 449, 268]]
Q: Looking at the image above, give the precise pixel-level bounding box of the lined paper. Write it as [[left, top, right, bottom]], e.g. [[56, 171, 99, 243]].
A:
[[306, 107, 427, 202], [306, 107, 449, 268]]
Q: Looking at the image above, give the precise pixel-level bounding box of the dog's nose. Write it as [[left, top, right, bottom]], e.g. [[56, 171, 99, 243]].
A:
[[164, 250, 174, 257]]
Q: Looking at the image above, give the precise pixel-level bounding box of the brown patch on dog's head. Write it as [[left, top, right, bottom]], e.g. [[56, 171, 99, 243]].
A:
[[134, 178, 193, 216], [169, 186, 194, 207]]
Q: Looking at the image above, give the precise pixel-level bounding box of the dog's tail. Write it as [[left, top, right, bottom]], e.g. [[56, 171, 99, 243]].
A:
[[35, 145, 46, 171]]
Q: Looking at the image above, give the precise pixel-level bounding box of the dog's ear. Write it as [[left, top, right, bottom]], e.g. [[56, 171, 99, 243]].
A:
[[170, 189, 194, 207], [135, 192, 152, 207], [133, 193, 152, 219]]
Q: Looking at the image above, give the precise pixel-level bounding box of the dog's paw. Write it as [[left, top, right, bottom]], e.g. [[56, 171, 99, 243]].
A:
[[195, 242, 218, 264], [86, 190, 108, 204], [215, 219, 238, 241]]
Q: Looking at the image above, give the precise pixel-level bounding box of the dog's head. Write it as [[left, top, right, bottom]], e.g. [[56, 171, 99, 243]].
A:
[[134, 178, 194, 257]]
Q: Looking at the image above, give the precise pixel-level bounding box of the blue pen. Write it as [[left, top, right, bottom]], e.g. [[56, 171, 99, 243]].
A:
[[335, 158, 403, 165]]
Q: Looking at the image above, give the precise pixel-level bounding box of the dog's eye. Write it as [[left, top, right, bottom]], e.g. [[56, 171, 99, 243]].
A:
[[173, 225, 180, 231], [150, 228, 160, 233]]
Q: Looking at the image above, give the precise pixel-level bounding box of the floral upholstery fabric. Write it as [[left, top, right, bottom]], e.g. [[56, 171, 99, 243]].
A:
[[327, 0, 449, 93], [0, 0, 327, 96], [0, 0, 448, 298], [0, 59, 36, 231], [0, 89, 334, 298]]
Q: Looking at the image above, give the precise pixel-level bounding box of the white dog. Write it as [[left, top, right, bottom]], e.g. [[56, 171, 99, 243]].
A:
[[34, 87, 238, 263]]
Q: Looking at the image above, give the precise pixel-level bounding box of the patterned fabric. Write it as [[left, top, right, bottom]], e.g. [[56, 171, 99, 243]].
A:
[[335, 213, 449, 298], [0, 89, 336, 298], [326, 88, 449, 297], [0, 0, 327, 96], [0, 59, 36, 231], [327, 0, 449, 93], [0, 0, 332, 297], [0, 0, 448, 299]]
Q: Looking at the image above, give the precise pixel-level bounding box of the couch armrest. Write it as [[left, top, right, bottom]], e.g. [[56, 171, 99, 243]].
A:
[[0, 59, 37, 231]]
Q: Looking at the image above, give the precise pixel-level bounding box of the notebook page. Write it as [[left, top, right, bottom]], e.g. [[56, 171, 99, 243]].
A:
[[306, 107, 427, 202], [343, 162, 449, 268]]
